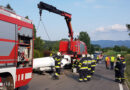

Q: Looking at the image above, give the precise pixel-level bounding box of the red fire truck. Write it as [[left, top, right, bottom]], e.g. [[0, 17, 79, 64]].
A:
[[38, 2, 87, 60], [0, 6, 34, 89]]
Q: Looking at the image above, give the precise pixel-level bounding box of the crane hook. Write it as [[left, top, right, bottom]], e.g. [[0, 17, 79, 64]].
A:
[[39, 9, 42, 21]]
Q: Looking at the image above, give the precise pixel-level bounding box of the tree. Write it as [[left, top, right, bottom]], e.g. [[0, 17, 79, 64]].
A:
[[120, 46, 128, 51], [79, 31, 91, 53], [113, 45, 121, 52], [126, 24, 130, 36], [33, 24, 44, 58], [25, 16, 29, 19], [6, 4, 13, 10], [93, 44, 101, 51], [33, 25, 37, 38], [89, 44, 95, 54]]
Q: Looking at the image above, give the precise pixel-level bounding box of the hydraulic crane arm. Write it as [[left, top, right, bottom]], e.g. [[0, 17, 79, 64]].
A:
[[38, 2, 73, 40]]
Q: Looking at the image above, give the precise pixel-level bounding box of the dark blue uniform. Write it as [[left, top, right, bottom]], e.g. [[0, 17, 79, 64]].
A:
[[53, 55, 61, 80], [115, 57, 126, 83], [78, 57, 88, 82]]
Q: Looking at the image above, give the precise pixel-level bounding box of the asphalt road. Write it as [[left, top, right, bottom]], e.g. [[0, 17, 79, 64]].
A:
[[20, 62, 128, 90]]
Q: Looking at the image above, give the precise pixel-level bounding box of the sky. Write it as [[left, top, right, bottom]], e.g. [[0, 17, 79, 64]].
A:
[[0, 0, 130, 41]]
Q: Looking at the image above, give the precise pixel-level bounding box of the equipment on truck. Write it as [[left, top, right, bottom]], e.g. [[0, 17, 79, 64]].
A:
[[0, 6, 34, 89], [37, 2, 87, 63]]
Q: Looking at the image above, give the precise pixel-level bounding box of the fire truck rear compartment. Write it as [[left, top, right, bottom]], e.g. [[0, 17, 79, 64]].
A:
[[17, 35, 33, 68]]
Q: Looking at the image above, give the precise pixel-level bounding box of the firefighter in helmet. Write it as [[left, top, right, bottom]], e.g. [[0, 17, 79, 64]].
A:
[[115, 54, 126, 84], [91, 54, 96, 75], [78, 54, 88, 82], [53, 52, 62, 80], [86, 54, 92, 81]]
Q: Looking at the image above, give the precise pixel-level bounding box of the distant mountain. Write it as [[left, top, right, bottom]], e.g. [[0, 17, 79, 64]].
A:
[[91, 40, 130, 48]]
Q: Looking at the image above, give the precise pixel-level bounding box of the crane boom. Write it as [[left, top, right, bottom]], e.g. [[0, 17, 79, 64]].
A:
[[37, 1, 73, 40]]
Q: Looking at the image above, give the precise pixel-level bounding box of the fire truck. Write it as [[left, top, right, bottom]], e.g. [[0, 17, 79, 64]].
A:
[[0, 6, 34, 89], [38, 2, 87, 60]]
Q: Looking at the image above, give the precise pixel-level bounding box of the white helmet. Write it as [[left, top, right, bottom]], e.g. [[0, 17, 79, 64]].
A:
[[91, 54, 94, 59], [117, 54, 121, 58], [57, 52, 61, 56], [87, 54, 91, 57], [82, 54, 86, 57]]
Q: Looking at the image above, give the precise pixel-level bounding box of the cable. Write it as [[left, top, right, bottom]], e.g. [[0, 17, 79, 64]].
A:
[[36, 19, 41, 32], [36, 18, 51, 41], [41, 20, 51, 41]]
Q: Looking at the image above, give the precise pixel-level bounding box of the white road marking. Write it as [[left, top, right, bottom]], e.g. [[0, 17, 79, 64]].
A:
[[119, 83, 123, 90]]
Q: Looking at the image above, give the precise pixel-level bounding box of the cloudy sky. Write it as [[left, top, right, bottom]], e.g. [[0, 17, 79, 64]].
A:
[[0, 0, 130, 41]]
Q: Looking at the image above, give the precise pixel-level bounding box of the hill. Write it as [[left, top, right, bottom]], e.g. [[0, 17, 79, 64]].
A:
[[91, 40, 130, 48]]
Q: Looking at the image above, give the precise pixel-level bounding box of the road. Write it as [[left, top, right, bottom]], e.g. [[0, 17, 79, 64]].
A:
[[20, 62, 128, 90]]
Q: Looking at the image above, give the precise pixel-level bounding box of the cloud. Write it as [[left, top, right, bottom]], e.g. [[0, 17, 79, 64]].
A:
[[96, 27, 105, 31], [110, 24, 127, 31], [96, 24, 127, 32]]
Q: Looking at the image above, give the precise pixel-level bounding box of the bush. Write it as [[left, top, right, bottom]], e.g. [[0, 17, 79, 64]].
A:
[[34, 49, 41, 58], [127, 49, 130, 54], [125, 54, 130, 88]]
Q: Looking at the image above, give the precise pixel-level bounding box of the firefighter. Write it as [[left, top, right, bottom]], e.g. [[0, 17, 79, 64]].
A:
[[115, 55, 126, 84], [96, 55, 99, 64], [53, 52, 62, 80], [78, 54, 88, 82], [91, 54, 96, 75], [87, 54, 92, 81], [110, 55, 115, 70], [105, 56, 110, 69], [72, 54, 77, 72]]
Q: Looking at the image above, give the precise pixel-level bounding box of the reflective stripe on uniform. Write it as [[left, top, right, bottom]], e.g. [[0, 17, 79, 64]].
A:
[[88, 68, 91, 70], [123, 62, 126, 64], [84, 78, 87, 80], [55, 73, 59, 76], [79, 78, 83, 81], [83, 61, 88, 64], [58, 62, 61, 64], [91, 65, 96, 67], [92, 71, 95, 73], [55, 66, 60, 68], [115, 68, 119, 70], [80, 67, 88, 69], [87, 75, 91, 78]]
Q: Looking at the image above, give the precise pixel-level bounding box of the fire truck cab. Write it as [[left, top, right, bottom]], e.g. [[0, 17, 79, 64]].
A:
[[0, 6, 34, 89]]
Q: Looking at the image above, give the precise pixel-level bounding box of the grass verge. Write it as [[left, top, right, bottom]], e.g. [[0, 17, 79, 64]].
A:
[[125, 54, 130, 89]]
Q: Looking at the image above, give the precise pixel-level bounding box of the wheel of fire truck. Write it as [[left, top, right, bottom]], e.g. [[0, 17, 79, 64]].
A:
[[0, 73, 14, 90]]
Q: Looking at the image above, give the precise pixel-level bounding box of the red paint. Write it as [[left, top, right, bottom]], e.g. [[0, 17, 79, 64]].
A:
[[0, 9, 34, 89], [0, 77, 2, 82], [0, 14, 33, 29], [0, 39, 18, 43], [0, 8, 32, 22], [18, 25, 22, 31], [59, 40, 87, 56], [59, 41, 69, 53], [15, 68, 32, 88], [0, 61, 16, 64], [61, 12, 71, 18]]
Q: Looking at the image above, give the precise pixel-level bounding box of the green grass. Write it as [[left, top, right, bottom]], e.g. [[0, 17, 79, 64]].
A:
[[104, 50, 127, 57], [125, 54, 130, 88]]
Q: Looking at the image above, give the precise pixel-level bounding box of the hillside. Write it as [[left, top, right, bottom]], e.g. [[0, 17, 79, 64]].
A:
[[91, 40, 130, 48]]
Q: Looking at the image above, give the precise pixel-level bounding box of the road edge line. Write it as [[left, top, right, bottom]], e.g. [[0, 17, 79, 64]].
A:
[[119, 83, 123, 90]]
